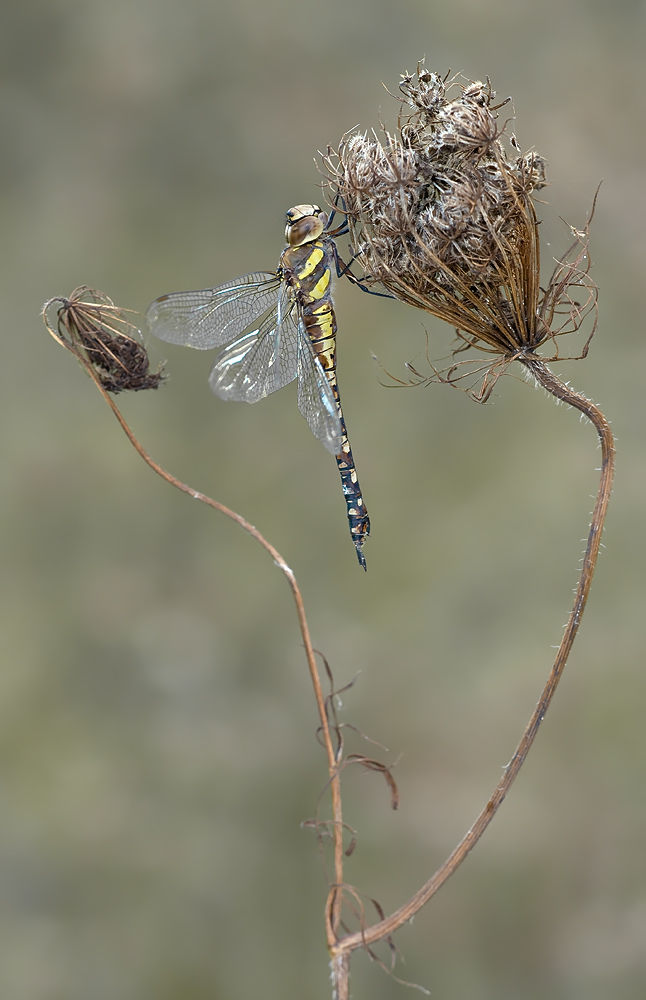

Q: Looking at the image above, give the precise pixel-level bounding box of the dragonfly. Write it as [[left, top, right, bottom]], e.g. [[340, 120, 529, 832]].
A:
[[146, 204, 371, 569]]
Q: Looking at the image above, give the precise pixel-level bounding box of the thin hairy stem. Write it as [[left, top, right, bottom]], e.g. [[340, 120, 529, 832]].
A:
[[331, 358, 614, 958], [331, 952, 351, 1000]]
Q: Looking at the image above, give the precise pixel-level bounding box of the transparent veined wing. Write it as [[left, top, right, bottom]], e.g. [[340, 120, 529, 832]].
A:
[[297, 321, 343, 456], [209, 283, 299, 403], [146, 272, 280, 350]]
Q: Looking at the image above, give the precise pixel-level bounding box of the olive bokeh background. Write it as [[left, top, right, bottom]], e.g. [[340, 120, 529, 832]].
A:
[[2, 1, 645, 998]]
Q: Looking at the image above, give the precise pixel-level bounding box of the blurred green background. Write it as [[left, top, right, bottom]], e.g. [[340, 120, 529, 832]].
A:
[[1, 1, 645, 997]]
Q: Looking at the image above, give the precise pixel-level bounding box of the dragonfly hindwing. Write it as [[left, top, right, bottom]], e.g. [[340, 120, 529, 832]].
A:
[[297, 326, 342, 455]]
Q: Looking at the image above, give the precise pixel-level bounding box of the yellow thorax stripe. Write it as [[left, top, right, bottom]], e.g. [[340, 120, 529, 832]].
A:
[[297, 246, 324, 279], [310, 268, 331, 299]]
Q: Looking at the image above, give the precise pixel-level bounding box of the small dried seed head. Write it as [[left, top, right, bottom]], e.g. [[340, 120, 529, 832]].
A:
[[43, 287, 165, 393]]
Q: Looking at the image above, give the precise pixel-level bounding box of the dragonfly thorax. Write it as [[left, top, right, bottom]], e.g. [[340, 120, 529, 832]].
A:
[[285, 204, 328, 247]]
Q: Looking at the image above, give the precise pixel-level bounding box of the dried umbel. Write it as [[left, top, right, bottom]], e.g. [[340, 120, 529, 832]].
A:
[[43, 286, 165, 393], [324, 66, 597, 398]]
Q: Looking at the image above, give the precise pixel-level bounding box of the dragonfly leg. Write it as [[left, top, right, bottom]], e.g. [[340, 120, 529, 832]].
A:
[[332, 245, 395, 300], [324, 192, 349, 236]]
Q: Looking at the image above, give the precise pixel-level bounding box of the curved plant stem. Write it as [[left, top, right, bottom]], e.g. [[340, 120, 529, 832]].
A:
[[103, 382, 348, 941], [102, 385, 347, 943], [330, 357, 614, 966], [43, 310, 346, 946]]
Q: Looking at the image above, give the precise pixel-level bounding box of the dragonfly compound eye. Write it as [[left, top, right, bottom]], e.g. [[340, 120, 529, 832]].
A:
[[285, 204, 328, 247]]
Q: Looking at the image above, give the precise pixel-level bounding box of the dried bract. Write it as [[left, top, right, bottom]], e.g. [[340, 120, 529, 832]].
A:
[[324, 64, 597, 397], [43, 286, 165, 393]]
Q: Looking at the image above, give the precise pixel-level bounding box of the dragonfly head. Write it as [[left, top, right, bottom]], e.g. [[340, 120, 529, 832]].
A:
[[285, 204, 328, 247]]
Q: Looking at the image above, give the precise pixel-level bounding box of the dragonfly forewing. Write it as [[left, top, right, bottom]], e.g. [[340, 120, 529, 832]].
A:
[[209, 288, 300, 403], [146, 272, 279, 349]]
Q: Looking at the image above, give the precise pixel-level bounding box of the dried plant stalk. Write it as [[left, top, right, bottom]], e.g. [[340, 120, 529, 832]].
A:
[[322, 65, 614, 1000], [41, 62, 615, 996]]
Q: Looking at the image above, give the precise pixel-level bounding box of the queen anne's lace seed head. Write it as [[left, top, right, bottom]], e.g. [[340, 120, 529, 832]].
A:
[[324, 63, 596, 397]]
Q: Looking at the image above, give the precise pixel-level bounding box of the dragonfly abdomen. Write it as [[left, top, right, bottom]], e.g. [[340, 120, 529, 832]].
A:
[[290, 248, 370, 569], [333, 403, 371, 571]]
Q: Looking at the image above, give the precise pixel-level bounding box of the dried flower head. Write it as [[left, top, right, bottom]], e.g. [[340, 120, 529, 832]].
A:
[[43, 286, 165, 393], [324, 64, 597, 399]]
